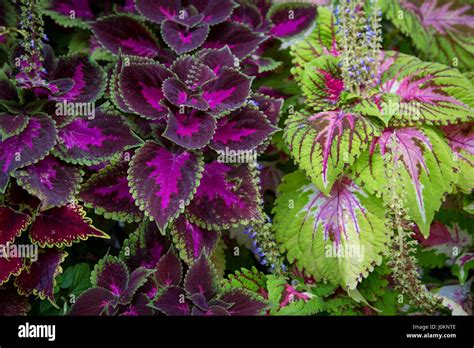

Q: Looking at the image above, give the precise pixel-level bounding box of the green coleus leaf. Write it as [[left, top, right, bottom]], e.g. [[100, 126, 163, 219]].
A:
[[380, 0, 474, 72], [353, 126, 459, 237], [441, 122, 474, 193], [451, 253, 474, 284], [300, 55, 344, 112], [273, 171, 390, 290], [290, 6, 339, 81], [284, 110, 379, 195], [377, 51, 474, 126]]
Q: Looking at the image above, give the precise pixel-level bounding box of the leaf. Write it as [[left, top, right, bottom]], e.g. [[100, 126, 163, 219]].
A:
[[267, 2, 317, 39], [49, 53, 106, 103], [0, 206, 32, 245], [0, 114, 29, 140], [155, 250, 183, 288], [29, 204, 109, 248], [171, 215, 220, 264], [284, 110, 378, 195], [184, 253, 218, 301], [163, 108, 216, 149], [54, 112, 141, 165], [204, 22, 266, 59], [91, 15, 161, 58], [273, 171, 390, 289], [69, 288, 118, 315], [210, 106, 278, 152], [290, 6, 339, 80], [121, 267, 154, 305], [201, 68, 253, 115], [135, 0, 180, 24], [0, 257, 23, 285], [13, 155, 83, 208], [128, 141, 203, 231], [61, 263, 92, 296], [79, 161, 143, 223], [186, 162, 263, 230], [44, 0, 95, 29], [452, 253, 474, 284], [0, 115, 57, 192], [381, 0, 474, 71], [353, 126, 459, 237], [151, 286, 190, 316], [442, 122, 474, 193], [414, 222, 471, 259], [0, 287, 31, 315], [219, 289, 267, 316], [161, 21, 210, 55], [122, 220, 171, 270], [299, 55, 344, 112], [378, 51, 474, 126], [15, 249, 67, 302], [118, 61, 173, 120], [91, 256, 129, 297]]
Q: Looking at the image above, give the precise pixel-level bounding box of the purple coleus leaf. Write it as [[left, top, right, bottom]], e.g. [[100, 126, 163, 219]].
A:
[[0, 115, 57, 192], [163, 107, 216, 149], [79, 161, 143, 223], [92, 15, 161, 58], [152, 285, 191, 315], [0, 257, 23, 286], [163, 78, 209, 110], [48, 54, 105, 103], [161, 21, 210, 55], [268, 2, 317, 39], [170, 55, 216, 89], [13, 155, 83, 208], [171, 215, 220, 264], [210, 106, 278, 152], [219, 289, 267, 316], [201, 68, 252, 115], [92, 256, 129, 298], [48, 0, 95, 21], [186, 162, 262, 229], [204, 22, 267, 59], [0, 287, 31, 316], [128, 141, 204, 231], [184, 252, 217, 301], [123, 220, 171, 270], [0, 114, 29, 140], [15, 249, 67, 302], [135, 0, 181, 24], [197, 46, 237, 76], [119, 61, 173, 120], [0, 206, 32, 245], [54, 111, 142, 165], [155, 250, 183, 287], [252, 93, 283, 123], [193, 0, 236, 26], [29, 204, 109, 248], [120, 267, 154, 304], [69, 288, 119, 316]]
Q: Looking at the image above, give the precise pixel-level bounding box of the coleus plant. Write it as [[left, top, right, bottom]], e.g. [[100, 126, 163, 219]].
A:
[[272, 2, 474, 312]]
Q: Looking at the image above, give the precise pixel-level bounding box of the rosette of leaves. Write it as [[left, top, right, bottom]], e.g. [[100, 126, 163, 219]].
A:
[[62, 0, 328, 268], [273, 7, 474, 292], [70, 221, 267, 316]]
